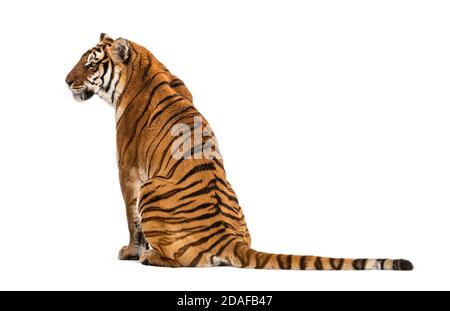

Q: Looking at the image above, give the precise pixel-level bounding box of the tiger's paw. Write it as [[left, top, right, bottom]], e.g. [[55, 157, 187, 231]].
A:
[[118, 245, 140, 260], [139, 250, 180, 267]]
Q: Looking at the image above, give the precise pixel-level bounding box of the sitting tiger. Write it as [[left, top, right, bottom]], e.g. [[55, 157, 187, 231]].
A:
[[65, 33, 413, 270]]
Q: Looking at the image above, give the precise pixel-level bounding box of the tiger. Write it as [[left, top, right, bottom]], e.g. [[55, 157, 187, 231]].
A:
[[65, 33, 413, 270]]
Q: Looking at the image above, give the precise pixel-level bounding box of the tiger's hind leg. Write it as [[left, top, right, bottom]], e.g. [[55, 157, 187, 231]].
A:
[[139, 249, 181, 267]]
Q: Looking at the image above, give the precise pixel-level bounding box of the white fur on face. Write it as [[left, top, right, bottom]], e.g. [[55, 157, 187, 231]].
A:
[[98, 64, 122, 107]]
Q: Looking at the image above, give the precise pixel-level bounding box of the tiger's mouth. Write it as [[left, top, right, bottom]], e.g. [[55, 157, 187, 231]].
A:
[[71, 86, 94, 102]]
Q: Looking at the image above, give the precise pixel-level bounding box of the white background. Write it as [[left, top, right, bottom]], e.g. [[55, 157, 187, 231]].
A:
[[0, 0, 449, 290]]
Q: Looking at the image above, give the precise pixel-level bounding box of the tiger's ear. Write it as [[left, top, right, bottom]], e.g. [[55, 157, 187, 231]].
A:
[[100, 33, 114, 43], [109, 38, 130, 64]]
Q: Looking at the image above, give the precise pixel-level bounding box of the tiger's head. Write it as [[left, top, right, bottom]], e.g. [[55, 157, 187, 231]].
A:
[[65, 33, 130, 105]]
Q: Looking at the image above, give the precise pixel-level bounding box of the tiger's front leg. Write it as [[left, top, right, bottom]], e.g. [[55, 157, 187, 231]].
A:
[[118, 169, 146, 260]]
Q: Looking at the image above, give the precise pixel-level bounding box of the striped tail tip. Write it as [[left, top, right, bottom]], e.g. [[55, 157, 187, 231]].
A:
[[392, 259, 414, 271], [372, 258, 414, 270]]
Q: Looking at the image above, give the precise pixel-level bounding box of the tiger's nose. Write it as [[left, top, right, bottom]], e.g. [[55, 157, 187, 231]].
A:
[[65, 76, 74, 87]]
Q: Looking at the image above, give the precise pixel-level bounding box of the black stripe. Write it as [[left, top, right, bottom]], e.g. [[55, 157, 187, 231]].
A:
[[214, 158, 225, 171], [140, 179, 203, 206], [174, 228, 227, 258], [170, 79, 185, 88], [378, 259, 387, 270], [214, 177, 231, 191], [216, 188, 239, 203], [330, 258, 344, 270], [217, 200, 239, 214], [171, 81, 185, 88], [300, 256, 308, 270], [220, 210, 245, 221], [139, 183, 165, 197], [144, 225, 207, 236], [176, 163, 216, 185], [172, 202, 215, 215], [179, 182, 216, 201], [144, 220, 236, 237], [140, 199, 195, 215], [314, 257, 323, 270], [109, 71, 121, 103], [276, 255, 284, 269], [286, 255, 293, 270], [352, 258, 367, 270], [141, 208, 221, 225], [98, 60, 109, 86], [104, 61, 113, 92]]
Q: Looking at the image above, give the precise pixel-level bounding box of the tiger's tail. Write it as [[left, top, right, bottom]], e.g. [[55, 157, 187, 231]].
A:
[[228, 246, 413, 270]]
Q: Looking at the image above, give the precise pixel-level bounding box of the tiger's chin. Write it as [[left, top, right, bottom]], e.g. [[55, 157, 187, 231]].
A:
[[71, 88, 94, 102]]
